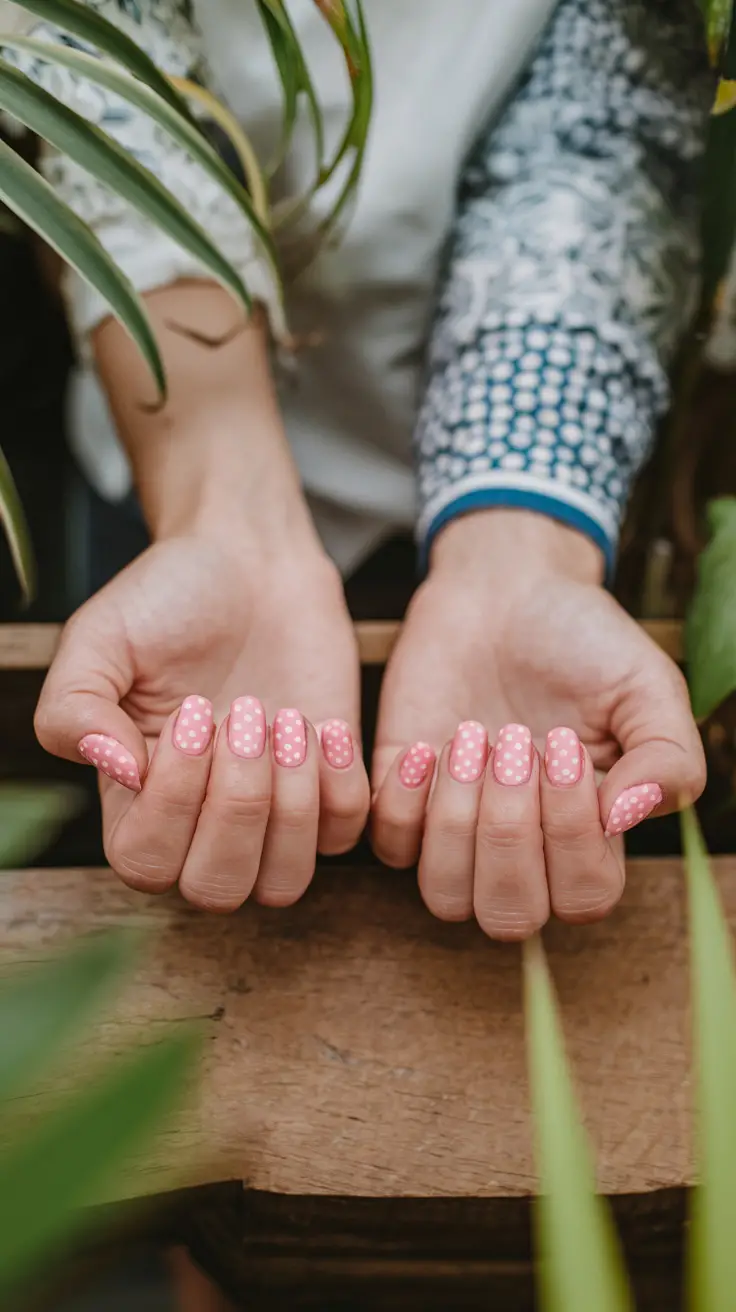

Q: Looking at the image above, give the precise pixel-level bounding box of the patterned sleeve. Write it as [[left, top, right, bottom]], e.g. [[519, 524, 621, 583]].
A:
[[0, 0, 278, 344], [415, 0, 713, 575]]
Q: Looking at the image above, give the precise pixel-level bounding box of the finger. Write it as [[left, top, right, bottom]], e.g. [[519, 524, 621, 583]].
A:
[[103, 694, 215, 893], [541, 727, 624, 922], [370, 741, 437, 869], [179, 696, 271, 912], [600, 656, 706, 837], [34, 609, 146, 789], [418, 721, 488, 921], [253, 708, 320, 907], [474, 723, 549, 941], [316, 720, 370, 856]]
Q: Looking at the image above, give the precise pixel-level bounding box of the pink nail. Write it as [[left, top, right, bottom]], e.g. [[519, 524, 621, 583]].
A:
[[492, 723, 533, 786], [399, 742, 435, 789], [449, 720, 488, 783], [273, 707, 307, 768], [173, 695, 214, 756], [227, 696, 266, 759], [78, 734, 141, 792], [320, 720, 354, 770], [544, 726, 583, 786], [605, 783, 663, 837]]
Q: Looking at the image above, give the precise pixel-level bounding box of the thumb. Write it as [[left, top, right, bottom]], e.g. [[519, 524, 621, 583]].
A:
[[599, 658, 706, 838], [34, 608, 147, 793]]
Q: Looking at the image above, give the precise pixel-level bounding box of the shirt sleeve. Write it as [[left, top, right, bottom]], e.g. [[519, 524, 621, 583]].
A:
[[0, 0, 279, 347], [415, 0, 713, 576]]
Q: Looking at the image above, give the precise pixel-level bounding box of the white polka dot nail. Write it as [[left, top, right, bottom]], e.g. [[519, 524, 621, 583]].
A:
[[544, 726, 583, 786], [320, 720, 354, 770], [399, 742, 435, 789], [173, 695, 214, 756], [227, 695, 266, 759], [492, 723, 533, 786], [78, 734, 141, 792], [605, 783, 663, 837], [449, 720, 488, 783], [272, 708, 307, 768]]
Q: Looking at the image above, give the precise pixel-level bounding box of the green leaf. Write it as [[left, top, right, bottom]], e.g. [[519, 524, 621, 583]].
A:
[[257, 0, 324, 180], [701, 101, 736, 307], [0, 60, 251, 316], [0, 1029, 199, 1291], [523, 937, 633, 1312], [0, 137, 165, 391], [0, 444, 34, 601], [685, 497, 736, 718], [8, 0, 194, 122], [682, 807, 736, 1312], [0, 783, 81, 869], [701, 0, 734, 66], [0, 930, 136, 1104], [0, 36, 279, 278]]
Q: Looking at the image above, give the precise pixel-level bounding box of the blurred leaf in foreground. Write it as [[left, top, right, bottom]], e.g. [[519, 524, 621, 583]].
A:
[[0, 782, 81, 868], [0, 929, 137, 1103], [523, 936, 633, 1312], [682, 806, 736, 1312], [686, 497, 736, 719]]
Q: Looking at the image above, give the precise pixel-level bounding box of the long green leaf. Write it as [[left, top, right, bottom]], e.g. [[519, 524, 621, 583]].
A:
[[0, 444, 34, 600], [0, 930, 136, 1104], [0, 60, 251, 314], [524, 937, 633, 1312], [682, 807, 736, 1312], [7, 0, 193, 122], [0, 36, 279, 277], [0, 137, 164, 391], [0, 1029, 199, 1290], [0, 782, 80, 868], [702, 0, 734, 65], [685, 497, 736, 719]]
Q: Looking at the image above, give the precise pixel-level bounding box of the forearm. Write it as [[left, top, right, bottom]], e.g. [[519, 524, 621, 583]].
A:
[[92, 280, 321, 555]]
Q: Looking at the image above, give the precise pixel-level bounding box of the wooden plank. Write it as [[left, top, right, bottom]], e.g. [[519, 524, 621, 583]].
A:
[[0, 618, 684, 669], [0, 856, 720, 1204]]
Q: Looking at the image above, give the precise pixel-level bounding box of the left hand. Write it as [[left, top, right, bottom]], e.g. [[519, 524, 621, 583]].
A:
[[371, 510, 706, 939]]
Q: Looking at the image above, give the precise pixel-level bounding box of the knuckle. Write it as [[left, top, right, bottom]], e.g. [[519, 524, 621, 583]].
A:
[[432, 810, 478, 845], [422, 886, 474, 922], [268, 800, 319, 834], [474, 899, 548, 942], [105, 839, 179, 893], [476, 817, 540, 856], [552, 866, 624, 923], [203, 790, 271, 829], [543, 816, 605, 855], [141, 787, 202, 822], [253, 877, 310, 908], [180, 879, 249, 914]]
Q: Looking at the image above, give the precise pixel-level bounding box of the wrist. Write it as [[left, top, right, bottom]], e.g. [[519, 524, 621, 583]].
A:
[[428, 508, 606, 587]]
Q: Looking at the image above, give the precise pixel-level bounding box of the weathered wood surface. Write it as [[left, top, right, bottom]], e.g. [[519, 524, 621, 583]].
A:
[[0, 857, 722, 1205], [0, 619, 684, 669]]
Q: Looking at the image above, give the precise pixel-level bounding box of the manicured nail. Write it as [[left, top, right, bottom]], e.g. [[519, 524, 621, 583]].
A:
[[173, 695, 214, 755], [449, 720, 488, 783], [320, 719, 354, 770], [228, 696, 266, 759], [605, 783, 663, 837], [492, 723, 533, 786], [273, 707, 307, 768], [545, 726, 583, 786], [78, 734, 141, 792], [399, 742, 435, 789]]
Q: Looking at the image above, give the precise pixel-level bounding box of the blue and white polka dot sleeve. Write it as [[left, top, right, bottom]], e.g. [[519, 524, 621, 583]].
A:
[[415, 0, 712, 576]]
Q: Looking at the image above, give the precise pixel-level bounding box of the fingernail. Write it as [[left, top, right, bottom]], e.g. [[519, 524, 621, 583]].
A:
[[273, 707, 307, 768], [545, 726, 583, 786], [605, 783, 663, 837], [320, 719, 354, 770], [449, 720, 488, 783], [227, 695, 266, 759], [492, 723, 533, 786], [78, 734, 141, 792], [173, 695, 214, 755], [399, 742, 435, 789]]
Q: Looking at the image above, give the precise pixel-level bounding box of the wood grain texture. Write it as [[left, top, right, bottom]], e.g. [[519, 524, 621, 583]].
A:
[[0, 619, 684, 669], [0, 857, 724, 1204]]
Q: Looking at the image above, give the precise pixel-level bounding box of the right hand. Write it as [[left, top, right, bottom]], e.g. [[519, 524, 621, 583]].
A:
[[35, 532, 369, 910]]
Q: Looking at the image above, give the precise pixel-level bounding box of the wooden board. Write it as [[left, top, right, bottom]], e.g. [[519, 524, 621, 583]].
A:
[[0, 857, 723, 1205], [0, 619, 684, 669]]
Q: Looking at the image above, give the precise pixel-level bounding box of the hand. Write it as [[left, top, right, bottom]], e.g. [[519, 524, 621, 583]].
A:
[[35, 533, 369, 910], [371, 510, 706, 939]]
